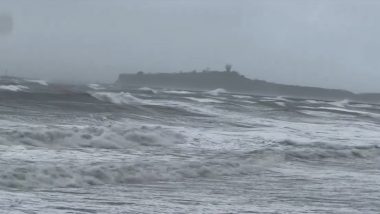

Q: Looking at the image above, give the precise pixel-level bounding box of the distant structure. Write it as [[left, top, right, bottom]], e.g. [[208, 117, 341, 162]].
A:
[[117, 69, 247, 91], [225, 64, 232, 72], [115, 66, 357, 100]]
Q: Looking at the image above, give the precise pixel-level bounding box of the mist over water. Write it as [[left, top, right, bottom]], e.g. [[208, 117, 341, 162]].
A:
[[0, 14, 12, 35], [1, 0, 380, 91]]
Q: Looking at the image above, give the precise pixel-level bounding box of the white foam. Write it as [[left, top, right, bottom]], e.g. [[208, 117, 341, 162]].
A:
[[88, 84, 105, 90], [90, 91, 222, 115], [330, 99, 350, 107], [232, 95, 251, 99], [0, 151, 253, 188], [319, 107, 380, 118], [349, 103, 373, 108], [186, 97, 223, 103], [275, 96, 290, 101], [275, 102, 286, 107], [299, 110, 349, 118], [305, 99, 323, 104], [205, 88, 227, 96], [0, 123, 257, 188], [0, 122, 185, 149], [0, 85, 29, 92], [163, 90, 194, 95], [300, 106, 380, 118], [138, 87, 157, 94], [260, 96, 290, 102], [27, 80, 48, 86], [1, 108, 380, 191], [243, 100, 257, 104], [91, 92, 146, 105]]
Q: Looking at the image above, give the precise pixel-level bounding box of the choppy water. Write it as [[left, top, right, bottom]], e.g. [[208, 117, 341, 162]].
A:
[[0, 86, 380, 213]]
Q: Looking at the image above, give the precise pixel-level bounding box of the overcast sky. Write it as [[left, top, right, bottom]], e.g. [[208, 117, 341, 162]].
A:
[[0, 0, 379, 92]]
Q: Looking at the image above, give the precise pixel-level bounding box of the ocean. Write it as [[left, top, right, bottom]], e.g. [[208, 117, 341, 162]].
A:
[[0, 84, 379, 213]]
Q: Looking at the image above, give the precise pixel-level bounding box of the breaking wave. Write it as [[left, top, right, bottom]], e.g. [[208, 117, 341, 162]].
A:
[[27, 79, 49, 86], [248, 140, 380, 162], [0, 156, 248, 189], [1, 87, 380, 193], [1, 138, 379, 189], [89, 91, 220, 116], [185, 97, 223, 103], [1, 124, 185, 149], [91, 92, 146, 105], [6, 122, 379, 160], [0, 85, 29, 92], [87, 83, 106, 90], [138, 87, 157, 94], [329, 99, 350, 107], [299, 106, 380, 119], [1, 117, 380, 190], [163, 90, 194, 95], [205, 88, 227, 96]]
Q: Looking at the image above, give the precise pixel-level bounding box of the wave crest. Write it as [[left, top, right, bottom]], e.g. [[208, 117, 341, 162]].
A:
[[205, 88, 227, 96], [91, 92, 146, 105], [247, 140, 380, 161], [3, 125, 185, 149]]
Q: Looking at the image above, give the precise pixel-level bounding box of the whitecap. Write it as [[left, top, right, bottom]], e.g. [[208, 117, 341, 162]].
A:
[[27, 79, 48, 86], [330, 99, 350, 107], [138, 87, 157, 94], [232, 95, 251, 99], [0, 85, 29, 92], [91, 92, 146, 105], [275, 102, 286, 107], [185, 97, 223, 103], [163, 90, 194, 95], [88, 84, 105, 90], [204, 88, 227, 96]]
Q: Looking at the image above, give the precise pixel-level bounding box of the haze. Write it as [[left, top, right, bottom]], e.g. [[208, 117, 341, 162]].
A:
[[0, 0, 379, 92]]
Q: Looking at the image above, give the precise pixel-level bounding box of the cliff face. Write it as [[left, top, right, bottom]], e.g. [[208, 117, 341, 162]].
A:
[[115, 71, 378, 102]]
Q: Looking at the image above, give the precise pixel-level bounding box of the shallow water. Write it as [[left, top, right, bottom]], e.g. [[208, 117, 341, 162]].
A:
[[0, 87, 379, 213]]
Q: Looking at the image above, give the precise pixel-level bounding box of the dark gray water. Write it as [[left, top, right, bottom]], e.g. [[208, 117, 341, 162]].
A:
[[0, 83, 379, 213]]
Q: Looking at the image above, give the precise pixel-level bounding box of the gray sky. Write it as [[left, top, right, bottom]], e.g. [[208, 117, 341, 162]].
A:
[[0, 0, 379, 92]]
